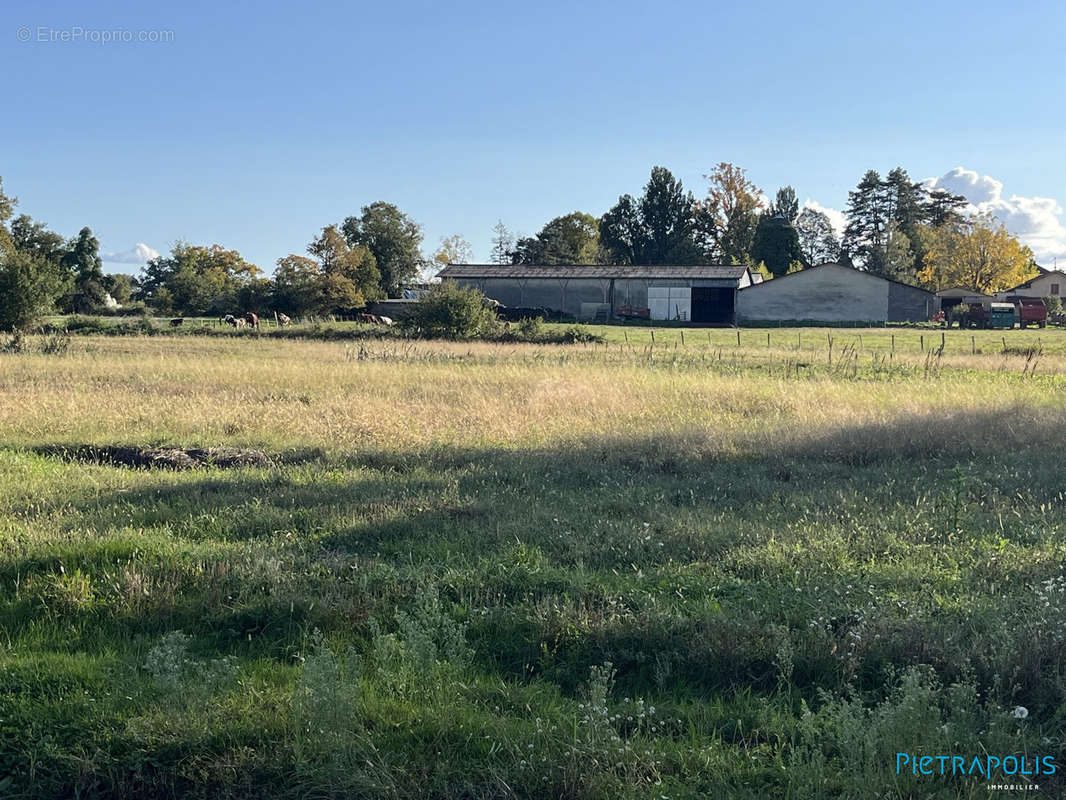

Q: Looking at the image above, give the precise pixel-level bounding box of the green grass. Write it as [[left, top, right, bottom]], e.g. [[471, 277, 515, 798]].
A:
[[0, 333, 1064, 798]]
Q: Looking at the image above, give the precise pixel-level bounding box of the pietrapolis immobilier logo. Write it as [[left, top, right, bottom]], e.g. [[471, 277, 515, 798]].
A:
[[896, 752, 1056, 783]]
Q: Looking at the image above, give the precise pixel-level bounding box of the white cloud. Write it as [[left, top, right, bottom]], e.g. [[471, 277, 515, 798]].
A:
[[801, 199, 846, 240], [102, 242, 159, 265], [925, 167, 1066, 265]]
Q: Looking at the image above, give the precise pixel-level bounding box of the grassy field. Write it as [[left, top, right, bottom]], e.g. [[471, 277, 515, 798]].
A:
[[2, 329, 1065, 798]]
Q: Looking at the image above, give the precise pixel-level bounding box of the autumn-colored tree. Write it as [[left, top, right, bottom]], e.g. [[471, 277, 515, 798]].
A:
[[433, 234, 474, 271], [140, 242, 262, 315], [917, 214, 1036, 293], [698, 163, 763, 264], [307, 225, 383, 312]]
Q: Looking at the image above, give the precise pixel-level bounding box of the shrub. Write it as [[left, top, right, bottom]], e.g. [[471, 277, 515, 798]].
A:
[[63, 315, 114, 334], [516, 315, 543, 339], [401, 282, 500, 339], [1043, 295, 1063, 317], [560, 325, 601, 344]]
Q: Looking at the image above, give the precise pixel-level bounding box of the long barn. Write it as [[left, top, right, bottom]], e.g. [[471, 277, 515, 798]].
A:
[[436, 264, 753, 323]]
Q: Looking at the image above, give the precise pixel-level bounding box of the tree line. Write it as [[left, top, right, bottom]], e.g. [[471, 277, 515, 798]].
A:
[[484, 164, 1038, 293], [0, 163, 1044, 330], [0, 178, 427, 329]]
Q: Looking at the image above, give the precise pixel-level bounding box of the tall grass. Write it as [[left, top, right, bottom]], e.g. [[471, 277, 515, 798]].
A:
[[0, 333, 1064, 798]]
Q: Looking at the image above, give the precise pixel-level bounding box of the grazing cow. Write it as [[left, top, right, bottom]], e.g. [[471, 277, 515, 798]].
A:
[[169, 318, 184, 327], [244, 312, 259, 331], [356, 312, 393, 325], [277, 313, 291, 327], [222, 314, 238, 327], [234, 317, 247, 328]]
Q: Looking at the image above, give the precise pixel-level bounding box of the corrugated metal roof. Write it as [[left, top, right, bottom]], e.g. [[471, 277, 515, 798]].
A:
[[437, 263, 749, 280]]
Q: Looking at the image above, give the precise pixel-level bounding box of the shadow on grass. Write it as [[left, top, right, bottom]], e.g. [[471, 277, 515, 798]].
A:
[[4, 406, 1066, 703]]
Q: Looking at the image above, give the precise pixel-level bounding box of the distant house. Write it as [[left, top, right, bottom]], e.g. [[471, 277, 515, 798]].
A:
[[995, 267, 1065, 300], [436, 264, 754, 323], [736, 262, 935, 324]]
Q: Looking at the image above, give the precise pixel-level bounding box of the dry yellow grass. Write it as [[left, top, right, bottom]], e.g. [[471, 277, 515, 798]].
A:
[[1, 334, 1062, 461]]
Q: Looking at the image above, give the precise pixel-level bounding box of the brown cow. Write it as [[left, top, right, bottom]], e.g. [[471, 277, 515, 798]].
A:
[[244, 312, 259, 331], [277, 313, 291, 327]]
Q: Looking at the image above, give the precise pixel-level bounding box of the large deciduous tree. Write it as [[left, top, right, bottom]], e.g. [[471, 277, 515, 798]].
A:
[[10, 215, 66, 267], [341, 202, 424, 297], [698, 163, 763, 264], [795, 208, 841, 265], [0, 249, 67, 330], [140, 243, 262, 315], [511, 212, 602, 264], [308, 225, 382, 310], [917, 214, 1036, 294]]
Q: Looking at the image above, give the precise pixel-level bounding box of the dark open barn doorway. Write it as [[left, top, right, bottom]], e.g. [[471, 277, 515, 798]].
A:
[[691, 287, 735, 324]]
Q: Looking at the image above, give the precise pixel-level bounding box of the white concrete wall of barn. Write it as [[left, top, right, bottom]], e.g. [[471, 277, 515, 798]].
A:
[[736, 265, 888, 323]]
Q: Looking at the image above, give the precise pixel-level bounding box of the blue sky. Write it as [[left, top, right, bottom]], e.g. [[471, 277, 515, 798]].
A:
[[4, 0, 1066, 273]]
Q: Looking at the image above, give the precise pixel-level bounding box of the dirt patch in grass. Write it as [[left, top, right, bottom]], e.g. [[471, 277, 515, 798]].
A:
[[32, 444, 276, 470]]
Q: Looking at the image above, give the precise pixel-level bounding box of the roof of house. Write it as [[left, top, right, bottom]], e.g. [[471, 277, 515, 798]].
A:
[[737, 261, 934, 295], [999, 268, 1065, 294], [437, 263, 750, 280]]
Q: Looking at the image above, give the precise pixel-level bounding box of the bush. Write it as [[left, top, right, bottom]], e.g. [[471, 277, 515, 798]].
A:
[[1043, 295, 1063, 317], [63, 315, 114, 334], [516, 315, 543, 339], [401, 282, 500, 339], [560, 325, 601, 344]]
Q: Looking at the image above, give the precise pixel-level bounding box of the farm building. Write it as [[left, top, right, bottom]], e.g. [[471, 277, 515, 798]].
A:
[[437, 264, 754, 323], [736, 262, 935, 324], [935, 286, 992, 314], [995, 267, 1065, 300]]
